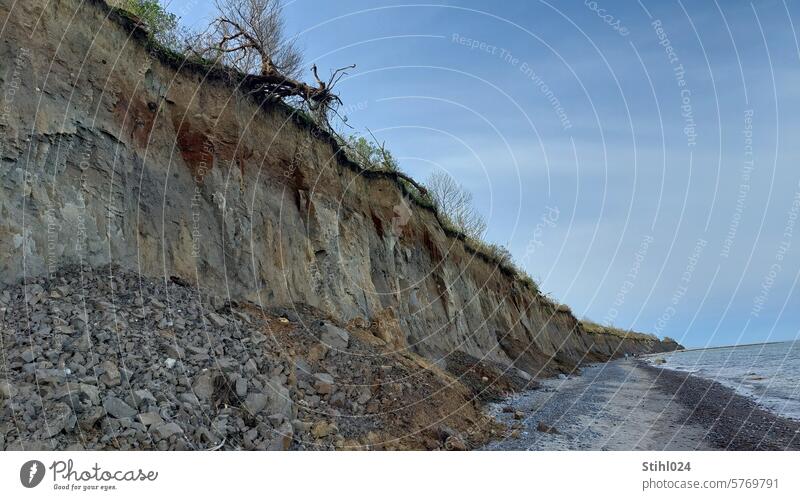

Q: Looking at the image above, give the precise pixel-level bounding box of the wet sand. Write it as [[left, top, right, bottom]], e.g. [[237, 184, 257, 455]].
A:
[[484, 358, 799, 450]]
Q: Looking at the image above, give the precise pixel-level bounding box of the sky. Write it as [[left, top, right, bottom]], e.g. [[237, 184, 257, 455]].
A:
[[171, 0, 800, 348]]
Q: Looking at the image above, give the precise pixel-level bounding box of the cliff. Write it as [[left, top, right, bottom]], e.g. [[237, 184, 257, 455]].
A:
[[0, 0, 681, 449]]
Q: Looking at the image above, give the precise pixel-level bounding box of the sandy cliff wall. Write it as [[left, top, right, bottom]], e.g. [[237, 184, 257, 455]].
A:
[[0, 0, 676, 378]]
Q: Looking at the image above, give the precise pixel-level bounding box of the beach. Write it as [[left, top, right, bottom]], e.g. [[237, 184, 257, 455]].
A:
[[485, 359, 800, 450]]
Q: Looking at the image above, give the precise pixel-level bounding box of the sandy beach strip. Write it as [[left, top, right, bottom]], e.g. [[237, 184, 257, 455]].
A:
[[484, 359, 800, 450]]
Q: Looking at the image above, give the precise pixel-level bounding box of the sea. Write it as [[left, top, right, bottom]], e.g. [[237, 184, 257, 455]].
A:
[[643, 341, 800, 421]]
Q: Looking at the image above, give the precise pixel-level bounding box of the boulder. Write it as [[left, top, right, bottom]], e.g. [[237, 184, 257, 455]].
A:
[[244, 393, 268, 414], [79, 407, 104, 431], [39, 402, 74, 438], [99, 360, 121, 387], [132, 389, 156, 409], [102, 396, 137, 419], [0, 379, 17, 399], [320, 322, 349, 350], [207, 312, 228, 328], [152, 422, 183, 440], [137, 412, 164, 427], [192, 371, 215, 401]]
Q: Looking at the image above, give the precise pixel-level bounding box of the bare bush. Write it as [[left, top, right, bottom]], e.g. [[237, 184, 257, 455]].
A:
[[425, 171, 487, 239], [187, 0, 302, 78]]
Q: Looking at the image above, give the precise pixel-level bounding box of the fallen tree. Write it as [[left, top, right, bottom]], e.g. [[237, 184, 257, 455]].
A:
[[186, 0, 353, 117]]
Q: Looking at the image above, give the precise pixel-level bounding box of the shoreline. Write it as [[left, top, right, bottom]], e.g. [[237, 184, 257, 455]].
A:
[[638, 361, 800, 450], [484, 358, 800, 450], [644, 340, 791, 354]]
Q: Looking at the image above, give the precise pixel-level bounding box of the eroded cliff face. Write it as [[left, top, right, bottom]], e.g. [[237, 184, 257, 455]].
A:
[[0, 0, 675, 380]]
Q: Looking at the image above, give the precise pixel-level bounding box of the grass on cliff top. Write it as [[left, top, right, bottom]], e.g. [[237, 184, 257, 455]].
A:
[[580, 320, 658, 341]]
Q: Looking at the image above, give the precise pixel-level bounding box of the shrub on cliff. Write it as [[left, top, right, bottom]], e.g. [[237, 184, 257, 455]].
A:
[[344, 135, 399, 172], [425, 171, 487, 240], [120, 0, 182, 48]]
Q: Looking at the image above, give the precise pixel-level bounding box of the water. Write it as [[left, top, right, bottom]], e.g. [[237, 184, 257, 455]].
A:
[[643, 341, 800, 420]]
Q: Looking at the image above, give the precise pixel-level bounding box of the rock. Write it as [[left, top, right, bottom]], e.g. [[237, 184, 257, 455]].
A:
[[165, 358, 176, 369], [192, 372, 215, 401], [268, 421, 294, 450], [263, 377, 293, 419], [356, 387, 372, 405], [245, 393, 268, 414], [99, 360, 121, 387], [79, 407, 104, 431], [235, 377, 248, 398], [536, 421, 559, 434], [165, 344, 185, 359], [152, 422, 183, 440], [515, 369, 533, 381], [272, 307, 300, 323], [21, 350, 35, 363], [307, 344, 328, 362], [69, 333, 92, 352], [313, 373, 335, 394], [513, 411, 524, 420], [292, 419, 312, 432], [312, 421, 336, 439], [320, 322, 349, 350], [267, 413, 285, 426], [132, 389, 156, 409], [179, 393, 200, 405], [53, 383, 99, 407], [330, 392, 347, 408], [137, 412, 164, 427], [444, 435, 467, 451], [39, 402, 74, 438], [79, 384, 100, 405], [207, 312, 228, 328], [0, 379, 17, 399], [438, 425, 459, 441], [294, 357, 312, 376], [102, 396, 137, 419], [35, 368, 69, 384]]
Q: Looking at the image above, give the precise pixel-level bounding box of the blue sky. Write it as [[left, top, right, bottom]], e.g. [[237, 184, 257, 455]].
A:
[[173, 0, 800, 348]]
